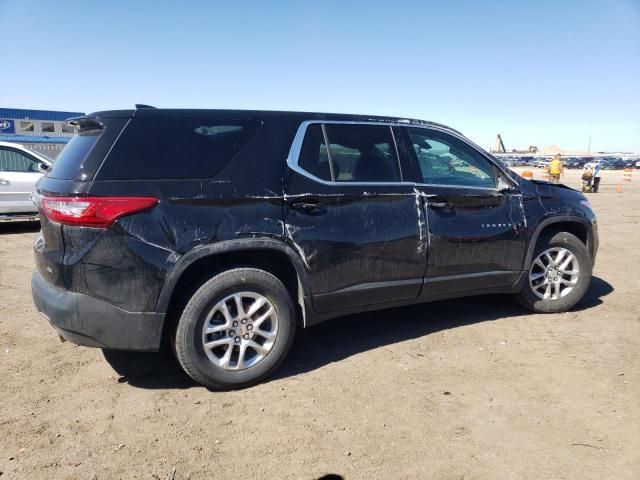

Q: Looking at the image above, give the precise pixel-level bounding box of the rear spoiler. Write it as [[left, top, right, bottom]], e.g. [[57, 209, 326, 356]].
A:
[[66, 105, 155, 128], [66, 116, 105, 130]]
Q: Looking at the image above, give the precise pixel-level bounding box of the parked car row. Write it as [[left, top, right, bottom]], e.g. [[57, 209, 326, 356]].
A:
[[496, 155, 638, 170]]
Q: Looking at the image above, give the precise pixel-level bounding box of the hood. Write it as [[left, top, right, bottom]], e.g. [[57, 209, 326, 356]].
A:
[[514, 175, 585, 200], [529, 179, 577, 192]]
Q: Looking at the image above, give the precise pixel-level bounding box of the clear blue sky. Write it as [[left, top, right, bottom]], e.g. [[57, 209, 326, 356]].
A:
[[1, 0, 638, 152]]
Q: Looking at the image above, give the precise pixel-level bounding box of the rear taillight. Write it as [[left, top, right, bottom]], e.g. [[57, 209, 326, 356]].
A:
[[39, 196, 159, 228]]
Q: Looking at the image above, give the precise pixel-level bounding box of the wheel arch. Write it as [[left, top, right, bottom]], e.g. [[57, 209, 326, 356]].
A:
[[524, 216, 593, 270], [156, 239, 311, 344]]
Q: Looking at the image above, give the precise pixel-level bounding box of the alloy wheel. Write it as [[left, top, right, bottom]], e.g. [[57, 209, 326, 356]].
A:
[[201, 292, 278, 370], [529, 247, 580, 301]]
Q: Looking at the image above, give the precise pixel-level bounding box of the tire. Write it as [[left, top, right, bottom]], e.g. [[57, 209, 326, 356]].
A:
[[516, 231, 592, 313], [175, 268, 296, 390]]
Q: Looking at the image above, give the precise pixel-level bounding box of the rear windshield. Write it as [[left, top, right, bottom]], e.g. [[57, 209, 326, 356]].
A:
[[97, 118, 261, 180], [46, 129, 102, 179]]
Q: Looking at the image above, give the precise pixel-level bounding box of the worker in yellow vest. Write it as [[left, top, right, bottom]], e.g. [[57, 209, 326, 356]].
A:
[[549, 154, 563, 184]]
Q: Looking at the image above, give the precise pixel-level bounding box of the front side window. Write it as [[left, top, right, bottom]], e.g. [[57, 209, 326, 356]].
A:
[[0, 148, 39, 172], [406, 128, 495, 188], [296, 123, 402, 183]]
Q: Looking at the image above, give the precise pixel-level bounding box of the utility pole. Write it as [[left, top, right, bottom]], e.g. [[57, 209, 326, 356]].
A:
[[588, 135, 591, 154]]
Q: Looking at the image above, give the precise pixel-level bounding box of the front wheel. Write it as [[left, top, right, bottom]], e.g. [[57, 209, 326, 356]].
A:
[[516, 231, 592, 313], [175, 268, 296, 390]]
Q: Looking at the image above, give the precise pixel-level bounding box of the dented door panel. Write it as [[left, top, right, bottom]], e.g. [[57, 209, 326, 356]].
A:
[[415, 184, 527, 296], [283, 173, 425, 313]]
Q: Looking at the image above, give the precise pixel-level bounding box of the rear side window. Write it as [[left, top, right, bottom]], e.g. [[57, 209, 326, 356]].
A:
[[298, 124, 332, 181], [325, 124, 400, 182], [296, 123, 402, 182], [47, 130, 102, 179], [98, 118, 261, 180]]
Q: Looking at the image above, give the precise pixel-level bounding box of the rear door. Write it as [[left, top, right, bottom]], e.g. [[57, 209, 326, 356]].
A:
[[283, 122, 426, 313], [0, 146, 44, 213], [401, 126, 527, 297]]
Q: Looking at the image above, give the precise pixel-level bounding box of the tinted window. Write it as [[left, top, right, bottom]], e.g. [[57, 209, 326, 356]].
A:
[[0, 148, 39, 172], [407, 128, 495, 188], [324, 124, 401, 182], [47, 130, 102, 179], [98, 118, 261, 180], [297, 124, 332, 181]]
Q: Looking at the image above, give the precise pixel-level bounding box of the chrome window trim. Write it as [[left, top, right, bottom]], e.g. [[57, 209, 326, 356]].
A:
[[415, 183, 501, 192], [287, 120, 412, 187], [286, 119, 518, 189]]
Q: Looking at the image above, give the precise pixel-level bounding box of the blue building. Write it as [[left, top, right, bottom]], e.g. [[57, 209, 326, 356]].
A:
[[0, 108, 85, 159]]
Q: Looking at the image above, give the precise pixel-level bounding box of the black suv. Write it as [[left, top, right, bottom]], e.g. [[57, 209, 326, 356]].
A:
[[32, 107, 598, 389]]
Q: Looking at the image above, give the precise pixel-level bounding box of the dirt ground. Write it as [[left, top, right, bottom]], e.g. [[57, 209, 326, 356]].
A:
[[1, 168, 639, 479]]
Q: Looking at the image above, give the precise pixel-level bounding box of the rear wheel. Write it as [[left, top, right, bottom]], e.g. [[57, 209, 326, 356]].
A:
[[516, 231, 592, 313], [175, 268, 296, 390]]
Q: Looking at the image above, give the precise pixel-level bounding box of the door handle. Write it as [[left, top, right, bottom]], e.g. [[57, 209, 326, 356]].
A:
[[291, 201, 323, 212], [421, 193, 450, 209], [426, 196, 450, 208], [0, 178, 9, 186], [288, 198, 325, 214]]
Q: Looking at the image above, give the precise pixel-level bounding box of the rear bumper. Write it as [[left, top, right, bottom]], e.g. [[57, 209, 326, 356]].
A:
[[31, 271, 164, 351]]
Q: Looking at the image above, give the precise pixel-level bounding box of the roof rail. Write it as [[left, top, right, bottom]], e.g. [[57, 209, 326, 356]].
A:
[[135, 104, 156, 109]]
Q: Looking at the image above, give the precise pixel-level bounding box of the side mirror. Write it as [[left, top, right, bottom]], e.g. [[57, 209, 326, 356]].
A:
[[37, 163, 49, 173]]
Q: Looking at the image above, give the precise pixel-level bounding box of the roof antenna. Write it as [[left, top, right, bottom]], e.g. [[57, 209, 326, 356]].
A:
[[135, 104, 156, 109]]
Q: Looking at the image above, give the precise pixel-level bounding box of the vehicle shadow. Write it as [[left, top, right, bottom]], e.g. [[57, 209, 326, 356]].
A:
[[569, 276, 612, 310], [0, 221, 40, 234], [277, 276, 613, 380], [103, 276, 613, 390]]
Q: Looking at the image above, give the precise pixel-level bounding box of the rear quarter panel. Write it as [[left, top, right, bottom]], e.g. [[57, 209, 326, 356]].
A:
[[62, 118, 297, 312]]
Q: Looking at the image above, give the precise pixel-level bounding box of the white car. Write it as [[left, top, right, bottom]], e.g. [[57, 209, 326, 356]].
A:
[[0, 141, 52, 221]]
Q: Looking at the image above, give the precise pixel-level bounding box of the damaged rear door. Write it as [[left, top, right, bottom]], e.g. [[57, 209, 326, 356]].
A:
[[401, 126, 527, 297], [283, 122, 426, 313]]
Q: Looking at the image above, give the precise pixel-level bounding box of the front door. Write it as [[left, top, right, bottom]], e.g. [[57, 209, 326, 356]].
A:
[[283, 122, 426, 313], [402, 127, 527, 297]]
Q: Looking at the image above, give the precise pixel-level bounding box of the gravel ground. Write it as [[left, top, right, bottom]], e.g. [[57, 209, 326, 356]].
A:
[[1, 168, 638, 479]]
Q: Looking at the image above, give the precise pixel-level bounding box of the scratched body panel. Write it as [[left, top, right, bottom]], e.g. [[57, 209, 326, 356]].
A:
[[420, 187, 527, 276], [283, 169, 425, 311], [33, 107, 598, 331], [36, 114, 297, 313]]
